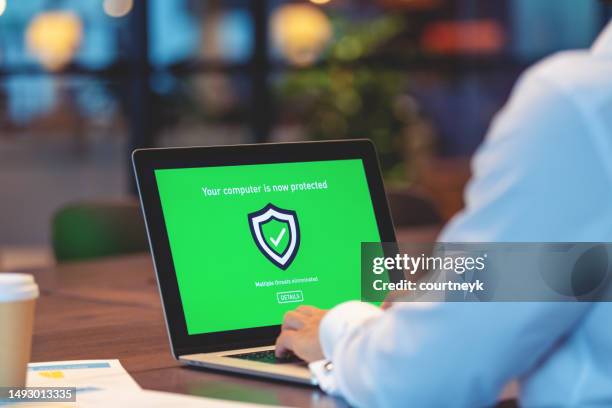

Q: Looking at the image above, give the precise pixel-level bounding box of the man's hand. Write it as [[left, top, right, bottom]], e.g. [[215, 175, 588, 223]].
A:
[[275, 305, 327, 363]]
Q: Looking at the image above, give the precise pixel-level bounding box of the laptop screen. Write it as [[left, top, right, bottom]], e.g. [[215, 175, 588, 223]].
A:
[[155, 159, 380, 335]]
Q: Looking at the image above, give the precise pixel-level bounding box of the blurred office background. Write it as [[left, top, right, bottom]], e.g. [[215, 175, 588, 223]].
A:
[[1, 0, 611, 268]]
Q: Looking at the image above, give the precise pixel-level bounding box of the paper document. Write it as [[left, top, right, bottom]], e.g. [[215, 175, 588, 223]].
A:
[[15, 360, 288, 407], [27, 359, 140, 394]]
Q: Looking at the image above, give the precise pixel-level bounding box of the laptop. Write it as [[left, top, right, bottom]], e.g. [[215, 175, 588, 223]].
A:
[[132, 140, 396, 385]]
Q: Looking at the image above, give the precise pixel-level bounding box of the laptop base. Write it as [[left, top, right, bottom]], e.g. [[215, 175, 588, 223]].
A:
[[180, 345, 316, 386]]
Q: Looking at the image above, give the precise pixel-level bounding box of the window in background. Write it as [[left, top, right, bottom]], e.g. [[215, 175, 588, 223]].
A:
[[0, 0, 255, 246], [154, 72, 251, 147], [0, 0, 610, 247], [148, 0, 253, 147], [0, 76, 128, 246], [0, 0, 131, 247]]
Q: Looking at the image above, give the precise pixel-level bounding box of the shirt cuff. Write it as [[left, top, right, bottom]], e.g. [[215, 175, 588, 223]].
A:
[[319, 301, 383, 360], [310, 301, 382, 395], [309, 360, 340, 395]]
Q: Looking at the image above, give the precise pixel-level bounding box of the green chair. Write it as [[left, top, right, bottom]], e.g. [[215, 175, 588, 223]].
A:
[[52, 199, 149, 262]]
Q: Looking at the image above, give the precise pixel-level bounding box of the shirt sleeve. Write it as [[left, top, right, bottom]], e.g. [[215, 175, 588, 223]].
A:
[[312, 66, 610, 407], [310, 301, 383, 394]]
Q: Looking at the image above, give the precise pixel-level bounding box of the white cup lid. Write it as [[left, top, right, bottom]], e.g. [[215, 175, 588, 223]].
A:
[[0, 273, 39, 302]]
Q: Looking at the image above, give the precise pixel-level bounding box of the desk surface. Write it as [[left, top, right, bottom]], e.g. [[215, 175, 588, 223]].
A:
[[29, 253, 353, 407], [29, 226, 449, 407]]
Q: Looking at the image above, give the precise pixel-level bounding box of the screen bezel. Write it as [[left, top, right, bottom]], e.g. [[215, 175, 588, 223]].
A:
[[133, 140, 397, 358]]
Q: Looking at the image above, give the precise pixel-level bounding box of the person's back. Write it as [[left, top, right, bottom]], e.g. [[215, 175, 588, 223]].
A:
[[499, 25, 612, 407], [276, 19, 612, 408], [439, 21, 612, 406]]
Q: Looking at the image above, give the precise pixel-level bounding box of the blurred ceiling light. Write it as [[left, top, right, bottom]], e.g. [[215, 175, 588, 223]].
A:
[[0, 0, 6, 16], [271, 4, 332, 66], [103, 0, 133, 18], [310, 0, 331, 4], [26, 12, 83, 71]]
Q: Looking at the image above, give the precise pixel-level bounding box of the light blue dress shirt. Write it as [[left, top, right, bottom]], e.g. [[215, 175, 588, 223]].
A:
[[312, 20, 612, 408]]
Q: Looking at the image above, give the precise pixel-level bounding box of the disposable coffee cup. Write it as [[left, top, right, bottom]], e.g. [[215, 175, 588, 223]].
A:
[[0, 273, 39, 393]]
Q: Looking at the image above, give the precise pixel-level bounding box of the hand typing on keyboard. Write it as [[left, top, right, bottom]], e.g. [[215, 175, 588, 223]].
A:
[[275, 305, 328, 363]]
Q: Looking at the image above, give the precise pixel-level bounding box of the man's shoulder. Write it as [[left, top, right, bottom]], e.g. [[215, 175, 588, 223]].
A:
[[485, 51, 603, 153], [523, 50, 612, 104]]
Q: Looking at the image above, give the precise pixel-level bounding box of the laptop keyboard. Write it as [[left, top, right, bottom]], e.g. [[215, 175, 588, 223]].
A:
[[227, 350, 305, 365]]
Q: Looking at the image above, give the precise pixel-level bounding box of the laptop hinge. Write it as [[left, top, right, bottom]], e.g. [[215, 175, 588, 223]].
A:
[[175, 338, 275, 357]]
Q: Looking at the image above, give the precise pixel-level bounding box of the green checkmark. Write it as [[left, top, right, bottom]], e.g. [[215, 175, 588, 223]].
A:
[[261, 219, 290, 255], [270, 227, 286, 248]]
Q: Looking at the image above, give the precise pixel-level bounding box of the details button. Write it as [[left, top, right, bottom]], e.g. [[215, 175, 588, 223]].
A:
[[276, 290, 304, 304]]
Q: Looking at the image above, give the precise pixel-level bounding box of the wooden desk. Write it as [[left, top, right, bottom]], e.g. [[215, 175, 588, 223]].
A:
[[29, 254, 347, 407]]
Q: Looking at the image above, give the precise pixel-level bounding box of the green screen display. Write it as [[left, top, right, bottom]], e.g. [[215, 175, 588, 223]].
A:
[[155, 159, 380, 335]]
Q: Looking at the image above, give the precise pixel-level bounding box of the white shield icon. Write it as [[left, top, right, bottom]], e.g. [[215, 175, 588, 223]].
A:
[[248, 203, 300, 270]]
